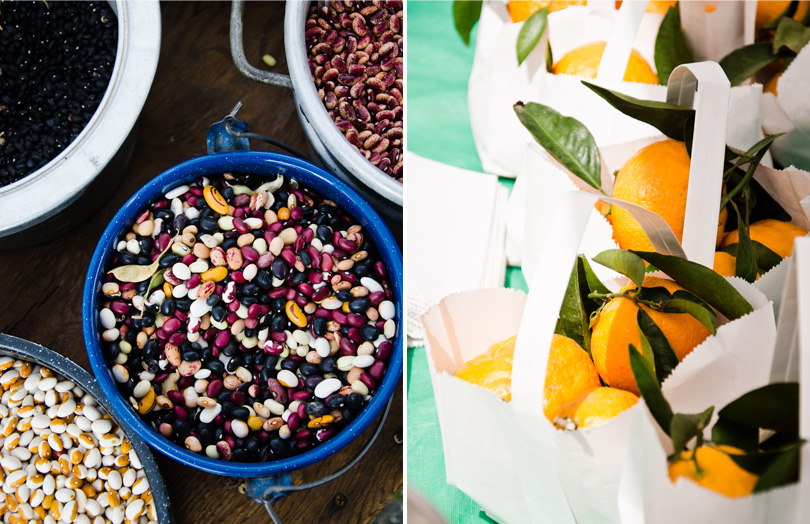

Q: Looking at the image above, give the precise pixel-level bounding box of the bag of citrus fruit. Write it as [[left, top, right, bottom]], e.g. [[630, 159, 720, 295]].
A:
[[615, 237, 810, 524], [507, 62, 810, 297], [455, 0, 763, 176], [422, 181, 777, 523]]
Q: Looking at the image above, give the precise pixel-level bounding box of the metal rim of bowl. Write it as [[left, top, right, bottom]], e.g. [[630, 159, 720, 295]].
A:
[[82, 150, 403, 477], [283, 1, 403, 208], [0, 0, 161, 239], [0, 333, 173, 523]]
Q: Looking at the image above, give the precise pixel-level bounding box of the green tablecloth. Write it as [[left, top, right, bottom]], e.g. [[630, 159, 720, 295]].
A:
[[407, 2, 528, 522]]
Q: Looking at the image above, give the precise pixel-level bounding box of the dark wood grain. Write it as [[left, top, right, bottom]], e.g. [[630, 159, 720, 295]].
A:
[[0, 2, 403, 523]]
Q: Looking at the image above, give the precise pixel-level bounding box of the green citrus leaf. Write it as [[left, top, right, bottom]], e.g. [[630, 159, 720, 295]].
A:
[[637, 286, 673, 310], [720, 241, 783, 275], [581, 81, 695, 141], [773, 17, 810, 54], [717, 382, 799, 434], [712, 418, 760, 454], [719, 43, 781, 86], [629, 344, 674, 434], [546, 39, 554, 72], [753, 441, 802, 493], [729, 200, 758, 282], [637, 308, 679, 384], [636, 322, 657, 380], [592, 249, 645, 288], [729, 441, 802, 477], [517, 7, 548, 65], [629, 251, 754, 320], [663, 293, 717, 336], [581, 255, 611, 296], [513, 102, 602, 191], [654, 3, 694, 85], [670, 407, 714, 457], [453, 0, 483, 46], [555, 256, 595, 353]]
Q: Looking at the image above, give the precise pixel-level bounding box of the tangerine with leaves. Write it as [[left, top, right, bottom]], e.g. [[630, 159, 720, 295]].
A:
[[756, 1, 810, 32], [552, 41, 660, 85], [720, 218, 808, 259], [611, 139, 727, 252], [590, 276, 712, 395], [668, 445, 760, 498]]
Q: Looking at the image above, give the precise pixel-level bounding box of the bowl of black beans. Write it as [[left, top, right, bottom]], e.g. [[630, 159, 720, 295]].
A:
[[82, 149, 403, 478], [0, 0, 160, 248]]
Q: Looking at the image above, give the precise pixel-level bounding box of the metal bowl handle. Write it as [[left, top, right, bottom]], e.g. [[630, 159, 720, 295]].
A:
[[245, 397, 394, 523], [230, 0, 294, 90]]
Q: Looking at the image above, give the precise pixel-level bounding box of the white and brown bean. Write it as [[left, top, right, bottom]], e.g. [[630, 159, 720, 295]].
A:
[[307, 0, 404, 181], [0, 356, 156, 524], [98, 172, 397, 462]]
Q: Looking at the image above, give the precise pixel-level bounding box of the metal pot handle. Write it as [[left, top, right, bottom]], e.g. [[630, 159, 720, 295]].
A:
[[230, 0, 294, 90], [245, 397, 394, 523]]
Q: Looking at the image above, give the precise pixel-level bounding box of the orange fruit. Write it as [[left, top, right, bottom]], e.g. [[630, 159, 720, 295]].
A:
[[756, 1, 810, 31], [720, 219, 808, 259], [668, 445, 759, 498], [453, 336, 516, 401], [590, 276, 712, 395], [552, 41, 660, 85], [571, 387, 638, 428], [508, 0, 587, 22], [610, 140, 728, 252], [454, 334, 602, 425], [543, 334, 601, 423], [713, 251, 737, 278], [764, 71, 782, 96]]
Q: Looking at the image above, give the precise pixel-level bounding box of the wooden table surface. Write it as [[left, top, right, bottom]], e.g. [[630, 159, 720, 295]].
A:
[[0, 2, 403, 523]]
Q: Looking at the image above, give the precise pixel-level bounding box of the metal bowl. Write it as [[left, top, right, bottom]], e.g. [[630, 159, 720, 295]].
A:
[[82, 150, 403, 477], [230, 0, 403, 229], [0, 334, 173, 523], [0, 0, 161, 249], [284, 2, 402, 226]]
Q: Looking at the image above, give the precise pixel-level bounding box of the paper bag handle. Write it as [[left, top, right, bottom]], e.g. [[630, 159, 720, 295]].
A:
[[595, 0, 649, 86], [667, 62, 730, 268], [511, 190, 685, 414]]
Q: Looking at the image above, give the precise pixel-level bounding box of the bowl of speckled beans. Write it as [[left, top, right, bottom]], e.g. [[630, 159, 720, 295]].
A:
[[0, 334, 173, 524], [82, 150, 402, 478]]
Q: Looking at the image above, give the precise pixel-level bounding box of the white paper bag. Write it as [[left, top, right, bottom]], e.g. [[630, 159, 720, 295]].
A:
[[761, 44, 810, 172], [468, 0, 761, 177], [617, 236, 810, 524], [422, 185, 776, 523]]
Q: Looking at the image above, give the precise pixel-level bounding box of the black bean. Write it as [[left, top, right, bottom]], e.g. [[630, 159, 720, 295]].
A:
[[272, 259, 288, 280], [349, 297, 371, 314], [312, 317, 328, 337], [206, 360, 225, 374], [160, 299, 176, 316], [305, 402, 328, 417], [159, 254, 180, 268], [299, 363, 319, 377], [231, 406, 250, 420], [346, 392, 364, 411], [361, 324, 379, 341], [326, 394, 346, 410]]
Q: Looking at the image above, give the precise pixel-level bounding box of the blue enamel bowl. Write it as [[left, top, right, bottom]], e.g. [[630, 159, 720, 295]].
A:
[[82, 151, 403, 477]]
